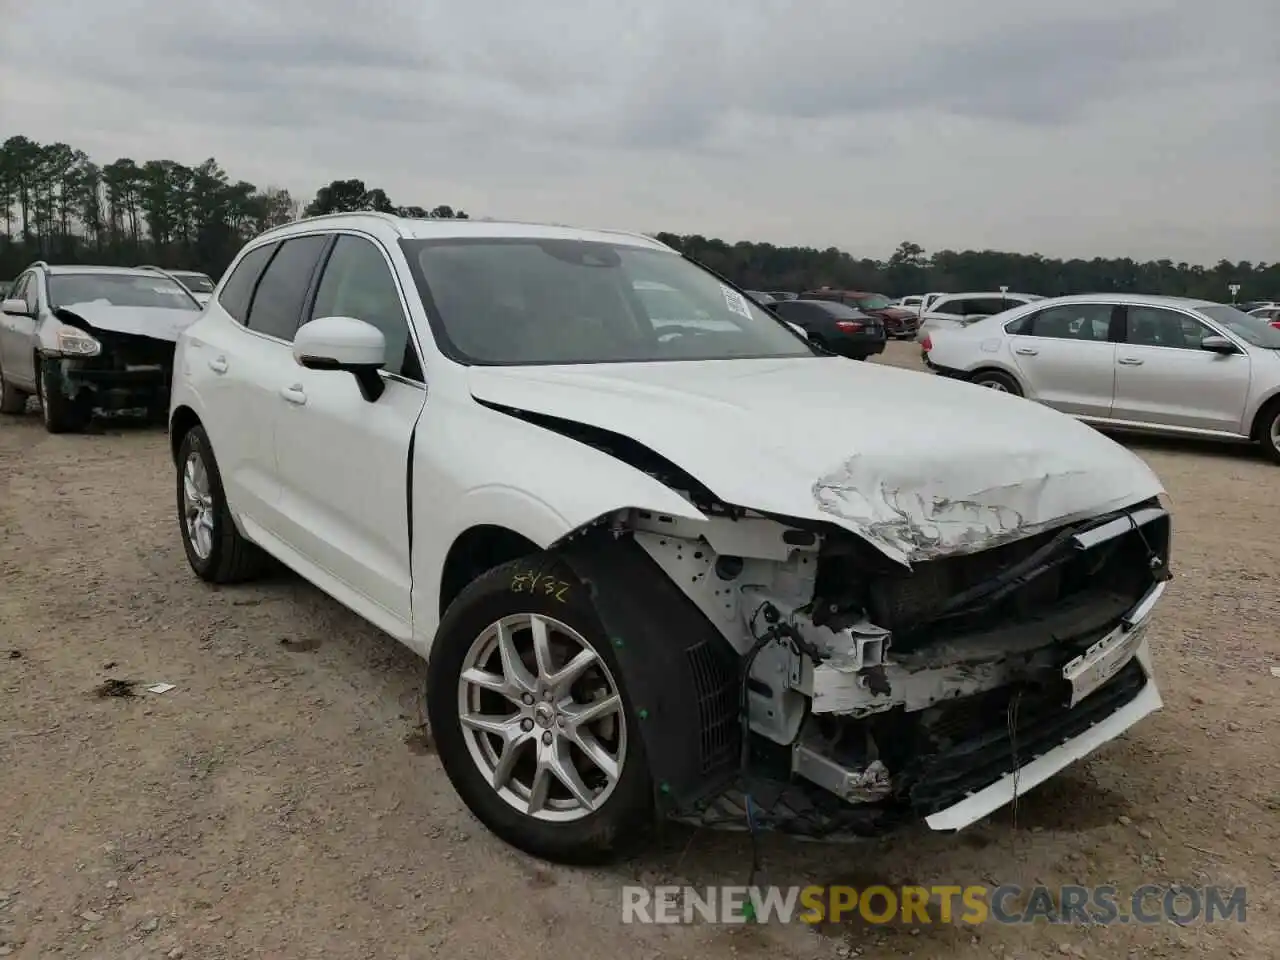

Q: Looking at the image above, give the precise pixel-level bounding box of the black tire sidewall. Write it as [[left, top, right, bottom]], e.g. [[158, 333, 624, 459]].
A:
[[0, 362, 26, 413], [426, 555, 653, 864], [973, 370, 1021, 395], [38, 358, 88, 432], [175, 425, 232, 579], [1259, 404, 1280, 463]]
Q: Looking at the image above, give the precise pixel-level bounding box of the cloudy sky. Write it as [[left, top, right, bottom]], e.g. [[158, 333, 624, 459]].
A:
[[2, 0, 1276, 263]]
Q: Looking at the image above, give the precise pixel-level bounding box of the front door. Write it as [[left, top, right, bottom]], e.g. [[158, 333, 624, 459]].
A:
[[269, 233, 427, 639], [1110, 305, 1251, 434]]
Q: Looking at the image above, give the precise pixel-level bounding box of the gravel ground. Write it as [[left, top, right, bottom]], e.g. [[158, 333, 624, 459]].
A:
[[1, 342, 1277, 960]]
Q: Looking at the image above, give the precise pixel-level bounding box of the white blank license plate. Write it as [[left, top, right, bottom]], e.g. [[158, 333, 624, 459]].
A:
[[1062, 621, 1148, 707]]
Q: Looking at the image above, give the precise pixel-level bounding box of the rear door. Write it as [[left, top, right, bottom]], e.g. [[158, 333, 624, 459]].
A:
[[268, 232, 427, 639], [1110, 305, 1251, 433], [187, 242, 277, 519], [1006, 302, 1119, 417], [196, 235, 330, 532]]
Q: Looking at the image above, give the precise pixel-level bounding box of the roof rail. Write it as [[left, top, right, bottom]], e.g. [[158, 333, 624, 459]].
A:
[[260, 210, 410, 238]]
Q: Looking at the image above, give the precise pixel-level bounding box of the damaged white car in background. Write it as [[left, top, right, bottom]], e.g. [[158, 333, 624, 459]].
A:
[[1, 262, 203, 432], [168, 212, 1173, 865]]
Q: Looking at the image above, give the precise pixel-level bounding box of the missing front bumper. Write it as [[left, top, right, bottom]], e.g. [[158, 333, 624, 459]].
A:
[[923, 638, 1160, 830]]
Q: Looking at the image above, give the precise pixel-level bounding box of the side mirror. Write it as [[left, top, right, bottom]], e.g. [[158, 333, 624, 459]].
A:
[[2, 298, 32, 317], [293, 315, 388, 402], [783, 321, 806, 337], [1200, 335, 1239, 355]]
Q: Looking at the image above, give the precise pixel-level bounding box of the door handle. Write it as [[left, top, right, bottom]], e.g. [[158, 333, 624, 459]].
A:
[[279, 384, 307, 405], [1014, 347, 1039, 356], [208, 356, 228, 374], [1117, 357, 1144, 366]]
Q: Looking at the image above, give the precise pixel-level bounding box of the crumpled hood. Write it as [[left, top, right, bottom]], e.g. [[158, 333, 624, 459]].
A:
[[54, 302, 201, 343], [468, 358, 1165, 565]]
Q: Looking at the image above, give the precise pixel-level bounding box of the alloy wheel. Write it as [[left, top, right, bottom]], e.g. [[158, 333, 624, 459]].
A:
[[456, 613, 626, 822], [182, 451, 215, 560]]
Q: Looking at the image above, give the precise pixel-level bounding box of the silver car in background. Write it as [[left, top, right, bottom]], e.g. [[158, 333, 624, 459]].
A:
[[921, 294, 1280, 462]]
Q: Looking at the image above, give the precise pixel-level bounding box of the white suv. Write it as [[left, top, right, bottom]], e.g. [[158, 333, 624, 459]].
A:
[[169, 213, 1173, 864], [916, 291, 1044, 339]]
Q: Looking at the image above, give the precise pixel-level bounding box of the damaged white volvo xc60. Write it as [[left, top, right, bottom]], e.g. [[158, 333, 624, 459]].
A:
[[169, 213, 1173, 864]]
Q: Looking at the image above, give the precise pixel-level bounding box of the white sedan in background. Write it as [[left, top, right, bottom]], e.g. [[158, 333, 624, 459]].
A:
[[922, 293, 1280, 461]]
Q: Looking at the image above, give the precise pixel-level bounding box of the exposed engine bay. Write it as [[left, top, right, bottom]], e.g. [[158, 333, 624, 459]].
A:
[[615, 496, 1170, 838], [50, 307, 178, 412]]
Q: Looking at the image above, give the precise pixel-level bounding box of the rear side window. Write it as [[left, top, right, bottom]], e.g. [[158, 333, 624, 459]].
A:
[[816, 301, 866, 319], [245, 235, 330, 341], [218, 243, 277, 323], [1014, 304, 1115, 341], [965, 297, 1013, 317]]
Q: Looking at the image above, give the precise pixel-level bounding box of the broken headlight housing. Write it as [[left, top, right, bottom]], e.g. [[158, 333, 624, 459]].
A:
[[56, 327, 101, 357]]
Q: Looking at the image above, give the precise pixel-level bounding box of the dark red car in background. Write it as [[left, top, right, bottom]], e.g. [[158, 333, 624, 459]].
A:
[[801, 288, 919, 339]]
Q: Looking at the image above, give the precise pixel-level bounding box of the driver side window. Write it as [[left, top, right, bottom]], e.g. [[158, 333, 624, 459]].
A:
[[308, 235, 423, 381], [17, 273, 37, 311], [1125, 307, 1210, 350]]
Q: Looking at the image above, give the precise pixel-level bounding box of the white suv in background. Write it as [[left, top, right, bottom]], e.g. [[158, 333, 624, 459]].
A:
[[167, 212, 1172, 865], [916, 291, 1043, 339]]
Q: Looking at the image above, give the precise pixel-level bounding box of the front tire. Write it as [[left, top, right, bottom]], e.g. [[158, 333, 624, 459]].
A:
[[1256, 400, 1280, 464], [176, 424, 266, 582], [427, 555, 653, 865], [37, 358, 90, 433], [971, 369, 1023, 396]]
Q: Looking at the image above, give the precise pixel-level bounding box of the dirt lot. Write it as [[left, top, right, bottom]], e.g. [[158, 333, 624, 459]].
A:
[[1, 342, 1277, 960]]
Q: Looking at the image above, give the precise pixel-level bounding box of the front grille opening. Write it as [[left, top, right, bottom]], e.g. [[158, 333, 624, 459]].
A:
[[897, 658, 1149, 815], [854, 509, 1168, 654]]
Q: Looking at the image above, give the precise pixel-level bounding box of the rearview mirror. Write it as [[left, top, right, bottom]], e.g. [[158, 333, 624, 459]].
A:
[[2, 298, 31, 317], [1200, 335, 1239, 355], [293, 315, 387, 402]]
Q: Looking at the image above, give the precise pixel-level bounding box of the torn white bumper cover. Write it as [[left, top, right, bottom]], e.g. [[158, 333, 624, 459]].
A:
[[924, 582, 1165, 832]]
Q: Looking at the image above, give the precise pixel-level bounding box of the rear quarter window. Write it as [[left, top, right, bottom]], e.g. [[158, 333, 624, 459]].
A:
[[244, 235, 330, 342], [218, 242, 278, 324]]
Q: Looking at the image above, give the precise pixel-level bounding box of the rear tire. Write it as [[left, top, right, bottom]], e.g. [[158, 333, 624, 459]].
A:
[[427, 554, 653, 865], [176, 424, 267, 583], [0, 363, 27, 414], [37, 357, 90, 433], [971, 369, 1022, 396]]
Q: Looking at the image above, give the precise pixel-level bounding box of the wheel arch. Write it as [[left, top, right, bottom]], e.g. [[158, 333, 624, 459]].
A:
[[1249, 389, 1280, 441], [438, 523, 542, 620], [170, 404, 202, 463]]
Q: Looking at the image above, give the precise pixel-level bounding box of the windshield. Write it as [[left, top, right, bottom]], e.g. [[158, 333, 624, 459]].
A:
[[400, 239, 815, 364], [853, 294, 893, 311], [173, 272, 215, 294], [1199, 304, 1280, 349], [49, 273, 200, 311]]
